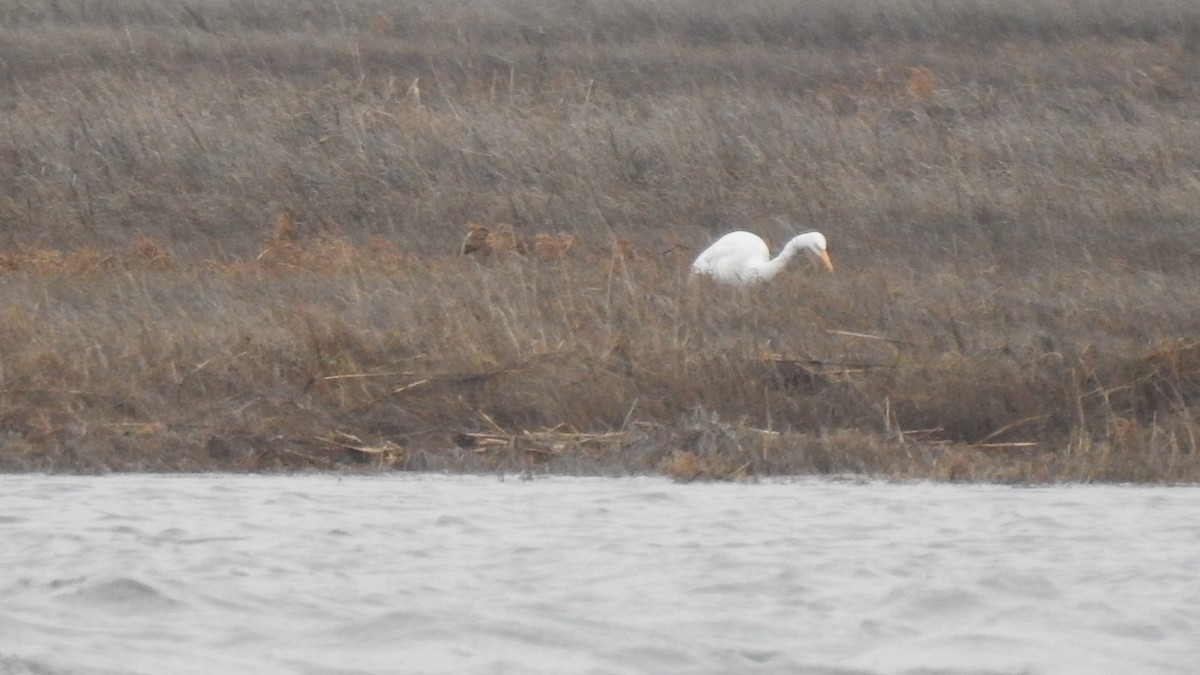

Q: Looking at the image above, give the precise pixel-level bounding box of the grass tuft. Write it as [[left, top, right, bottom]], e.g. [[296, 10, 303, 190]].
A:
[[2, 0, 1200, 481]]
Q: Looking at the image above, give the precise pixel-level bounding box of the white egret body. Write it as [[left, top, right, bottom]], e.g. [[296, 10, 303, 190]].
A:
[[691, 231, 833, 285]]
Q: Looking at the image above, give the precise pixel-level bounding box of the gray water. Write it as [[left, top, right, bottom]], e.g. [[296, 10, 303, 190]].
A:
[[1, 475, 1198, 675]]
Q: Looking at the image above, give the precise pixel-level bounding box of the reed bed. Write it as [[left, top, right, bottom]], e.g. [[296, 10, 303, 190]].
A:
[[2, 0, 1200, 481]]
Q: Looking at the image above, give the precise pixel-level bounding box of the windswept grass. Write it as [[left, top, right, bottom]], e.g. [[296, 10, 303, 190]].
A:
[[2, 0, 1200, 481]]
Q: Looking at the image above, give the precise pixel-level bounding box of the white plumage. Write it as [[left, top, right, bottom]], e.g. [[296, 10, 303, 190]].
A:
[[691, 231, 833, 285]]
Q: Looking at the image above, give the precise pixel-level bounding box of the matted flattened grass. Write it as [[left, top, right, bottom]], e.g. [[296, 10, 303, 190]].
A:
[[1, 234, 1198, 481], [2, 0, 1200, 480]]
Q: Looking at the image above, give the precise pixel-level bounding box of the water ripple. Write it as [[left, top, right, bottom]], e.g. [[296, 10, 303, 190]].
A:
[[1, 476, 1198, 675]]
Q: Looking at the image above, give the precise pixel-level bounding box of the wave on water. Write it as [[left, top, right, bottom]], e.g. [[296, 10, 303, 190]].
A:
[[56, 577, 181, 612], [1, 475, 1198, 675]]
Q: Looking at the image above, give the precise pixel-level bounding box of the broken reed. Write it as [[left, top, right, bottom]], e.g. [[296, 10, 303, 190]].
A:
[[1, 230, 1199, 482], [1, 0, 1200, 480]]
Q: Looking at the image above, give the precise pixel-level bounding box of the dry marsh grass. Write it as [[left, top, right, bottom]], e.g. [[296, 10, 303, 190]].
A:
[[2, 0, 1200, 481]]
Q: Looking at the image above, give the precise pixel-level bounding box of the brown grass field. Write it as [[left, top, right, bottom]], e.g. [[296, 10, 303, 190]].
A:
[[3, 0, 1200, 481]]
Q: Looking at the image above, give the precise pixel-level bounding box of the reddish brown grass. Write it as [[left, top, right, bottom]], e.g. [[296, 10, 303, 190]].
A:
[[2, 0, 1200, 481]]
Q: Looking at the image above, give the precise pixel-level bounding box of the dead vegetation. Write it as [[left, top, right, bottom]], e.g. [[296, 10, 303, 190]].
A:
[[2, 0, 1200, 482]]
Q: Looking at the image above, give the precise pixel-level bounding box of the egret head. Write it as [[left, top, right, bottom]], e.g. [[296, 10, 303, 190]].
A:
[[795, 231, 833, 272]]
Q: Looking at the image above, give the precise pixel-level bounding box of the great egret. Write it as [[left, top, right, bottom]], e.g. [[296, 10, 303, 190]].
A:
[[691, 230, 833, 285]]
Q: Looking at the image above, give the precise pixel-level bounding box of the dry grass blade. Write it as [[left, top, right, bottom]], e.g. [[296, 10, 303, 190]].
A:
[[971, 415, 1049, 446], [2, 0, 1200, 482], [392, 379, 431, 395], [826, 330, 914, 348]]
